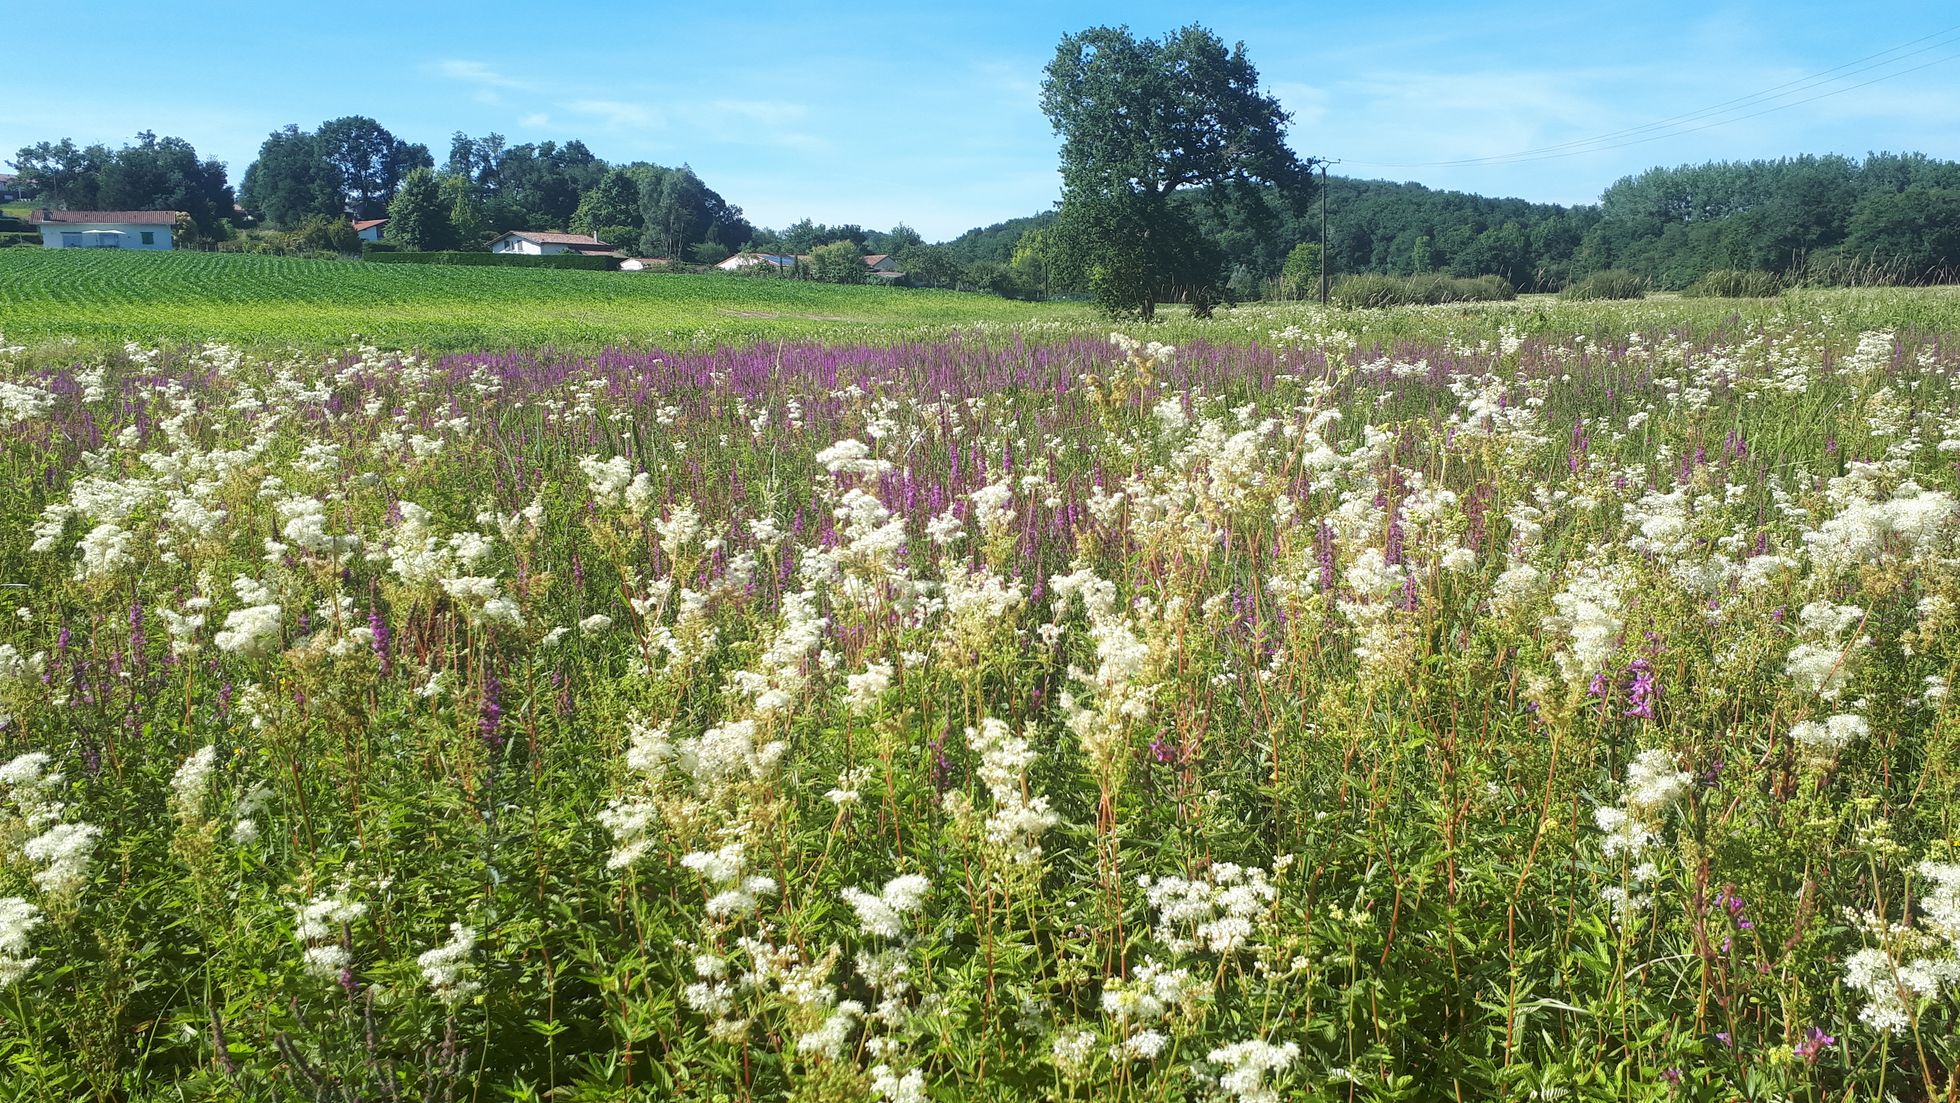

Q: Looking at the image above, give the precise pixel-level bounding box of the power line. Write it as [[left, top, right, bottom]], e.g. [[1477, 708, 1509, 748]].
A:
[[1344, 25, 1960, 169]]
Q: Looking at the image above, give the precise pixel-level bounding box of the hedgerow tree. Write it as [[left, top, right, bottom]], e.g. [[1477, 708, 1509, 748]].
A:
[[384, 167, 456, 251], [1041, 24, 1312, 319]]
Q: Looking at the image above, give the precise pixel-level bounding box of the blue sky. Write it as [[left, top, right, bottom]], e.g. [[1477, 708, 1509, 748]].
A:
[[8, 1, 1958, 239]]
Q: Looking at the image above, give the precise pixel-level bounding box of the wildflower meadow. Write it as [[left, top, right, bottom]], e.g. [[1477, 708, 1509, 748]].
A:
[[1, 307, 1958, 1101]]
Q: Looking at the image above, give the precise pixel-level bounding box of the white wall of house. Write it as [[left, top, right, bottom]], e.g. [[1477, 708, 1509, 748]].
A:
[[490, 235, 565, 255], [40, 223, 173, 250]]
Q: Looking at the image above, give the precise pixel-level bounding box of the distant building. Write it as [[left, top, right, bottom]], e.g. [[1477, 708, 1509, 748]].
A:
[[352, 218, 387, 242], [0, 174, 22, 202], [619, 257, 670, 271], [32, 209, 180, 250], [715, 252, 799, 271], [487, 230, 615, 256], [715, 251, 903, 277]]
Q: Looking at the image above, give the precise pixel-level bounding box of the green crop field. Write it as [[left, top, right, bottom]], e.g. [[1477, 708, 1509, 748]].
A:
[[0, 249, 1089, 350]]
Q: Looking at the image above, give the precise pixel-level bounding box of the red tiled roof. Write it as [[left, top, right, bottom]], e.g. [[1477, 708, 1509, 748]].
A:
[[351, 219, 387, 231], [863, 254, 890, 265], [32, 210, 181, 225]]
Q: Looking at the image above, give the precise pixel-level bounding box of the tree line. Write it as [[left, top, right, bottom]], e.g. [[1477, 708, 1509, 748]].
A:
[[12, 84, 1960, 303]]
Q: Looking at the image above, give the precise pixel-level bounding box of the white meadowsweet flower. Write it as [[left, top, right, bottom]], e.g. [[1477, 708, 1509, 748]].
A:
[[23, 821, 101, 895], [841, 874, 930, 939], [417, 923, 482, 1007], [0, 896, 44, 989], [1207, 1038, 1301, 1103], [169, 745, 218, 823], [293, 889, 367, 979]]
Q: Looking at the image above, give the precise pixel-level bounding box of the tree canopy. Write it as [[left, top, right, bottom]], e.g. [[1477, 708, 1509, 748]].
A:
[[12, 132, 233, 236], [1041, 23, 1312, 318]]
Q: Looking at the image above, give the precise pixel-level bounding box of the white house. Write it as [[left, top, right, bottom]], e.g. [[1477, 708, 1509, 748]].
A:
[[33, 209, 180, 250], [864, 253, 898, 272], [352, 218, 387, 242], [715, 252, 797, 271], [619, 257, 670, 271], [487, 230, 614, 256]]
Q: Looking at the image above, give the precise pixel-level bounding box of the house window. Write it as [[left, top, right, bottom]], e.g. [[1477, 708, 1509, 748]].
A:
[[61, 232, 82, 247], [140, 231, 155, 245]]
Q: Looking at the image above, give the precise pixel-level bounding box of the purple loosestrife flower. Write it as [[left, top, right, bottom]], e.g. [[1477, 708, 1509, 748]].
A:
[[1793, 1027, 1835, 1062], [478, 677, 505, 753], [368, 610, 391, 676], [1623, 658, 1656, 720]]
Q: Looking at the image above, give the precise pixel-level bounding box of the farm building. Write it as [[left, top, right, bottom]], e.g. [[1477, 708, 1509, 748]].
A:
[[715, 252, 800, 271], [619, 257, 670, 271], [488, 231, 615, 256], [864, 254, 898, 272], [352, 219, 387, 242], [31, 209, 180, 250], [0, 173, 22, 201]]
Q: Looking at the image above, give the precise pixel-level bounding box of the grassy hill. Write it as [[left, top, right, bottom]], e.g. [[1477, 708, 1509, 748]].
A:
[[0, 249, 1086, 351]]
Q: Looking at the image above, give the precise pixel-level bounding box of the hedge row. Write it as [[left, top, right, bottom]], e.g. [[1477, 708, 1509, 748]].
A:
[[1330, 272, 1516, 309], [362, 249, 617, 271], [0, 232, 42, 249]]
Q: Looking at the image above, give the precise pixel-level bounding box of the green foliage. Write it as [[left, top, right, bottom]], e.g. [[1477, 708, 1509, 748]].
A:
[[383, 167, 457, 252], [806, 240, 868, 284], [15, 132, 234, 236], [1331, 271, 1515, 308], [0, 232, 40, 248], [1559, 269, 1649, 300], [1042, 23, 1311, 318], [1843, 187, 1960, 283], [0, 249, 1086, 349], [239, 125, 343, 227], [1682, 268, 1783, 298], [1279, 241, 1323, 299]]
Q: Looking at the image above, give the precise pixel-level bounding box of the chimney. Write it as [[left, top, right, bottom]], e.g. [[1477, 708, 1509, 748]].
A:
[[38, 208, 52, 224]]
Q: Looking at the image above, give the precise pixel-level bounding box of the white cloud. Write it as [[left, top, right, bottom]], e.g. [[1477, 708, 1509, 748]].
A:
[[432, 59, 527, 89], [519, 113, 552, 129], [564, 99, 665, 131]]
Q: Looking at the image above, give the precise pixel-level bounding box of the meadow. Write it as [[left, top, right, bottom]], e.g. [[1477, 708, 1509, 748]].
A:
[[0, 291, 1958, 1102]]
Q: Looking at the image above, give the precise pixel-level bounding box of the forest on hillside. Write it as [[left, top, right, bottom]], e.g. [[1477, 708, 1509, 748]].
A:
[[1159, 152, 1960, 294]]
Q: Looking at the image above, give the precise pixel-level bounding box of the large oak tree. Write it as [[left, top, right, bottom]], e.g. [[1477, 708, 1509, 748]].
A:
[[1041, 24, 1312, 318]]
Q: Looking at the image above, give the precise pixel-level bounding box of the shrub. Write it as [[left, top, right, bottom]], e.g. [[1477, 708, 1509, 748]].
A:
[[1559, 269, 1648, 300], [0, 231, 41, 249], [1683, 269, 1782, 298], [1331, 272, 1515, 309], [364, 250, 616, 271]]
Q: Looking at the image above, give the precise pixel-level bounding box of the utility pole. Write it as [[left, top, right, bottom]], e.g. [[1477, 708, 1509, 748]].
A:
[[1318, 159, 1339, 305]]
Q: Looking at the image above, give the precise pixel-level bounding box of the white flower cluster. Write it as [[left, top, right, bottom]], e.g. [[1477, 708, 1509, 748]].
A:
[[0, 896, 44, 989], [1784, 601, 1868, 702], [1842, 860, 1960, 1035], [293, 889, 367, 979], [1790, 713, 1870, 756], [841, 874, 930, 940], [1544, 563, 1625, 685], [964, 718, 1059, 864], [1096, 956, 1215, 1065], [1139, 862, 1281, 955], [1052, 568, 1155, 773], [169, 745, 218, 824], [417, 923, 482, 1007], [1208, 1037, 1301, 1103], [213, 575, 283, 657], [681, 843, 779, 922], [3, 751, 101, 897], [1593, 749, 1692, 922]]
